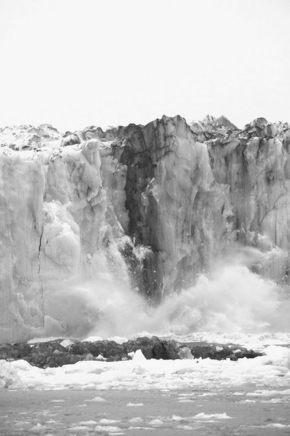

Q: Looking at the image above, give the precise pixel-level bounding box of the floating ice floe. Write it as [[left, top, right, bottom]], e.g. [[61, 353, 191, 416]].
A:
[[99, 419, 120, 425], [149, 418, 164, 426], [193, 412, 232, 420], [79, 420, 97, 425], [94, 425, 123, 433], [126, 402, 144, 407], [260, 423, 290, 429], [129, 417, 143, 423], [86, 396, 106, 402]]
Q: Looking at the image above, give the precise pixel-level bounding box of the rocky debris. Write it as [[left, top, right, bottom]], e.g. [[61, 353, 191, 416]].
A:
[[0, 337, 263, 368]]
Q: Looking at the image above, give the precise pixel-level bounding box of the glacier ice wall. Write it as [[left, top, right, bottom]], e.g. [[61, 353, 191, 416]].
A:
[[0, 129, 132, 342], [0, 117, 290, 342]]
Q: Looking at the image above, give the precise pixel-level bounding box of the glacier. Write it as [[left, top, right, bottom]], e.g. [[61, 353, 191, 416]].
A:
[[0, 116, 290, 343]]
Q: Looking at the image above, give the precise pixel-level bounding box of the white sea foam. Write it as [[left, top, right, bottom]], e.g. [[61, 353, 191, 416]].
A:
[[19, 245, 289, 343], [78, 264, 290, 340]]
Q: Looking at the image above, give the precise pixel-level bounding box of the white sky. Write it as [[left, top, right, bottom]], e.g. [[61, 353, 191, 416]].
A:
[[0, 0, 289, 131]]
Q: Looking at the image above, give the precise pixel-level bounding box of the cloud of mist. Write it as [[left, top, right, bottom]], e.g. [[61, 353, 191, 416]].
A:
[[40, 244, 290, 340]]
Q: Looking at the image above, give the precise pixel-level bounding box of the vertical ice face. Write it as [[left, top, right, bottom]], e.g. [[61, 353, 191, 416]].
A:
[[0, 116, 290, 342], [114, 116, 235, 299], [0, 150, 46, 342], [114, 116, 290, 298], [207, 118, 290, 281], [0, 134, 130, 342]]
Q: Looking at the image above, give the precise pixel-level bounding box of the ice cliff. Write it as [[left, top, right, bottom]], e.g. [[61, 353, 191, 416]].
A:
[[0, 116, 290, 342]]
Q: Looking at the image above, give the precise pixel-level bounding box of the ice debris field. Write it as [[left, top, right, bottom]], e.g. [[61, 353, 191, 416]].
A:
[[1, 333, 290, 391]]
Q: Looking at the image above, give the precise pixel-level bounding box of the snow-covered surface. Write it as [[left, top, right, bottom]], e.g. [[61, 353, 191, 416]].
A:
[[0, 338, 289, 391], [0, 124, 61, 151]]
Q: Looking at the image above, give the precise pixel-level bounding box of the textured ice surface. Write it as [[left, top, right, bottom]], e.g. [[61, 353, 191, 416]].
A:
[[0, 133, 137, 342], [1, 117, 290, 342]]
